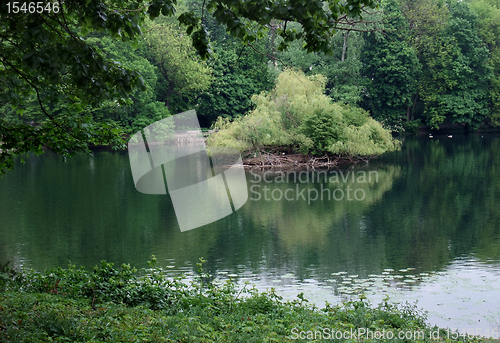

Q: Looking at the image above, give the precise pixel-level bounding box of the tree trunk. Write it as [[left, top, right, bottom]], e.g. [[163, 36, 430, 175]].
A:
[[408, 92, 419, 121], [341, 32, 349, 62], [164, 82, 174, 109]]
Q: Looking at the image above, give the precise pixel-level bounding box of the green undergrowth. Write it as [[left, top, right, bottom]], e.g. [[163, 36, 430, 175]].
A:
[[0, 257, 487, 342]]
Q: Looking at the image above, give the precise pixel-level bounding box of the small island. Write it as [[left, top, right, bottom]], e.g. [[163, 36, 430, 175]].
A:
[[207, 69, 400, 169]]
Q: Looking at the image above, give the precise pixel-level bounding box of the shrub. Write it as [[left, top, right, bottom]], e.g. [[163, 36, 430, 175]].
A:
[[403, 119, 422, 134], [208, 69, 399, 157], [301, 106, 345, 155]]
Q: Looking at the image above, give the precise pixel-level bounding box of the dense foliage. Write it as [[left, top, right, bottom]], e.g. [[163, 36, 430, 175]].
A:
[[0, 0, 381, 173], [0, 258, 485, 342], [208, 69, 399, 157], [360, 0, 420, 131], [270, 0, 500, 132], [2, 0, 500, 172]]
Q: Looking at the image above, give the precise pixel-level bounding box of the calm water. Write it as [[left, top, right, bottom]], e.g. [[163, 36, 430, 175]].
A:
[[1, 134, 500, 335]]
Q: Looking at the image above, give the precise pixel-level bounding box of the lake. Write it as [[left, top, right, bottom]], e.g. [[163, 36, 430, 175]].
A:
[[1, 134, 500, 337]]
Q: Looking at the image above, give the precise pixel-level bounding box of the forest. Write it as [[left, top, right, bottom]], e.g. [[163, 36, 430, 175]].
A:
[[1, 0, 500, 166]]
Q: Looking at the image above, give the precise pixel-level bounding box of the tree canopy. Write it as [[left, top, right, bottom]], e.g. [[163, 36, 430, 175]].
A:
[[0, 0, 379, 173], [2, 0, 500, 173]]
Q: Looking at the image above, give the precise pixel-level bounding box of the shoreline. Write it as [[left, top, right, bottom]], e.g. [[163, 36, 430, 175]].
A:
[[1, 261, 486, 343], [241, 151, 372, 170]]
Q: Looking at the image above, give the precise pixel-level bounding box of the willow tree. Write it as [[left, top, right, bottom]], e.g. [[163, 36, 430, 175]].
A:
[[209, 69, 399, 157]]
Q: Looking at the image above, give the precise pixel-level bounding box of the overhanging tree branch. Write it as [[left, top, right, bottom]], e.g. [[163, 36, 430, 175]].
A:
[[247, 43, 288, 67]]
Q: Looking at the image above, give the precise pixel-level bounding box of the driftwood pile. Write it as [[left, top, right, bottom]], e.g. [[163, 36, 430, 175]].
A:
[[242, 150, 370, 170]]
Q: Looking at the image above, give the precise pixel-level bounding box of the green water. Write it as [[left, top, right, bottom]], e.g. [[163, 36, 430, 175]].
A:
[[1, 134, 500, 335]]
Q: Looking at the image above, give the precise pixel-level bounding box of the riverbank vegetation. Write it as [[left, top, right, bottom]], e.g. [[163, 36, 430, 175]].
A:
[[3, 0, 499, 134], [2, 0, 500, 171], [0, 258, 487, 342]]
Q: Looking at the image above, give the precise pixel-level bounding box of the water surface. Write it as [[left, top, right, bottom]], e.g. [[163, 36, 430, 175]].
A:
[[1, 134, 500, 335]]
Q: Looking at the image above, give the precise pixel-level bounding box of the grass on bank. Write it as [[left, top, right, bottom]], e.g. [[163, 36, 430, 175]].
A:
[[0, 257, 489, 342]]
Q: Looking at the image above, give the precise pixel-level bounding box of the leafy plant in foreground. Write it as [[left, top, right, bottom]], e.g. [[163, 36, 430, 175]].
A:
[[0, 258, 487, 342]]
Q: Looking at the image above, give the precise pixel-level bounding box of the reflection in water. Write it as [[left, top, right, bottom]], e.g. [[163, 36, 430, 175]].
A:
[[1, 134, 500, 333], [244, 165, 400, 251]]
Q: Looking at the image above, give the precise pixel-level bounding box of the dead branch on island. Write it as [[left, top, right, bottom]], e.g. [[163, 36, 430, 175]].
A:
[[242, 150, 372, 170]]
